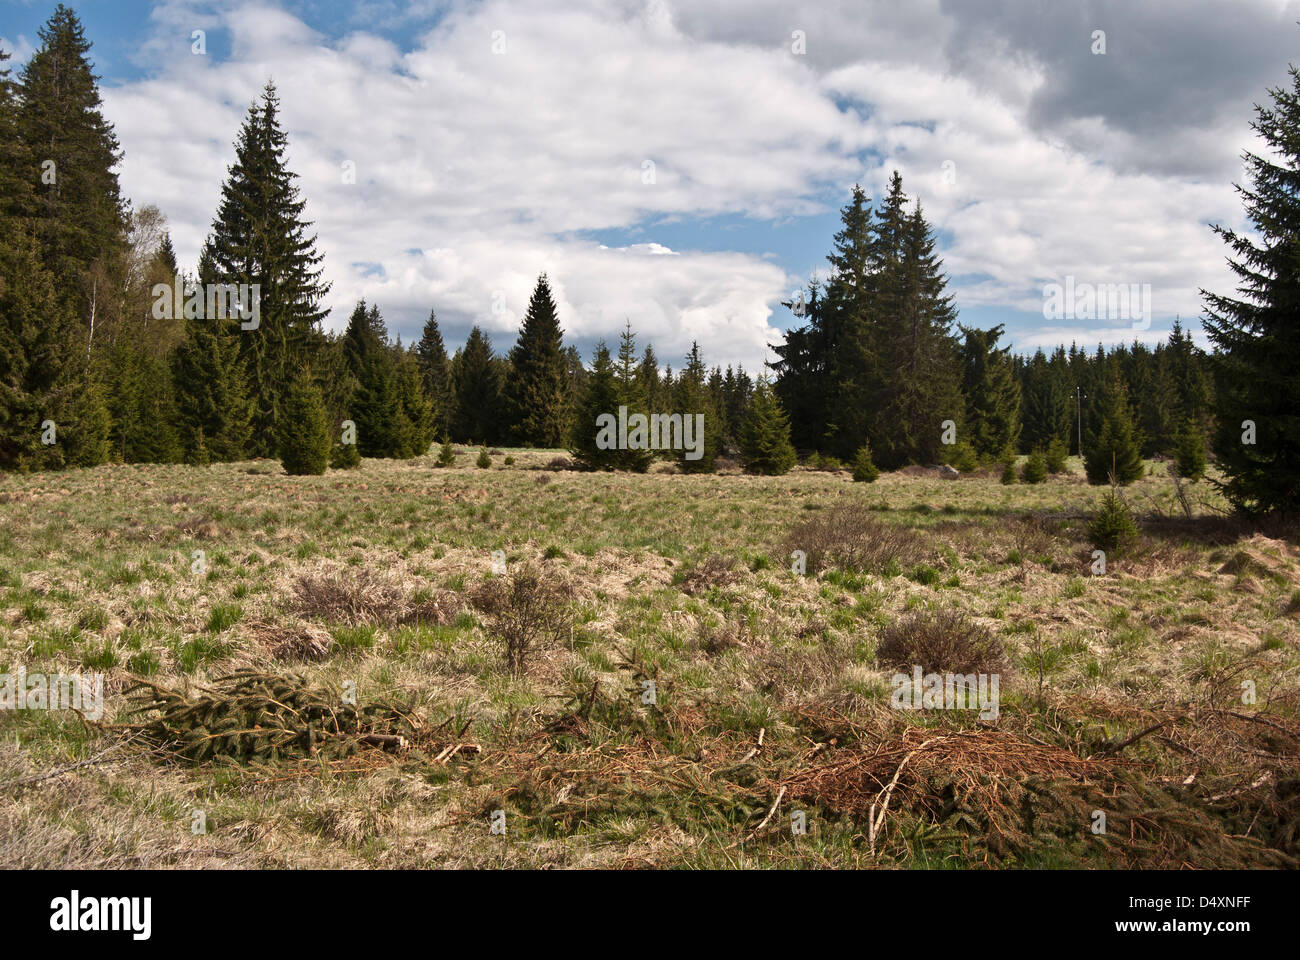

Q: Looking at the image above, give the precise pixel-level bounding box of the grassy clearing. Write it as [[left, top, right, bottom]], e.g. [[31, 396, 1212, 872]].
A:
[[1, 449, 1297, 868]]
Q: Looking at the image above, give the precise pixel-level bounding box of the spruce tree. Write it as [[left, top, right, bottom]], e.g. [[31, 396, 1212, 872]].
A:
[[1020, 349, 1071, 453], [452, 326, 502, 443], [1166, 319, 1212, 440], [394, 345, 434, 458], [342, 302, 396, 457], [824, 185, 883, 458], [738, 379, 795, 475], [201, 82, 330, 456], [278, 366, 330, 476], [17, 6, 127, 325], [612, 322, 654, 471], [770, 277, 826, 451], [960, 324, 1021, 461], [504, 274, 568, 446], [673, 341, 721, 472], [638, 345, 661, 413], [1020, 449, 1047, 484], [1201, 64, 1300, 515], [569, 342, 620, 470], [851, 443, 879, 483], [353, 349, 400, 458], [1174, 424, 1207, 481], [415, 308, 452, 438], [0, 45, 34, 229], [869, 200, 964, 468], [1082, 369, 1144, 486]]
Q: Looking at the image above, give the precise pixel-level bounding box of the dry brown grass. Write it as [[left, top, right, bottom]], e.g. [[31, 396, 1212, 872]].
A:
[[783, 505, 926, 574]]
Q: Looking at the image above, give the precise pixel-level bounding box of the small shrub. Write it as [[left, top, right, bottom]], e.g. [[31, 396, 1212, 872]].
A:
[[950, 441, 979, 473], [1020, 450, 1047, 484], [504, 455, 515, 465], [1089, 490, 1138, 552], [436, 438, 456, 467], [999, 452, 1017, 485], [851, 444, 879, 483], [1045, 437, 1069, 473], [909, 564, 941, 585], [875, 608, 1007, 675], [1174, 426, 1206, 481], [476, 564, 574, 674], [476, 447, 491, 469]]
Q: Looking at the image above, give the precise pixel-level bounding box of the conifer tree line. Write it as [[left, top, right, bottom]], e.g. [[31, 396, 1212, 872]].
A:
[[0, 7, 1295, 515]]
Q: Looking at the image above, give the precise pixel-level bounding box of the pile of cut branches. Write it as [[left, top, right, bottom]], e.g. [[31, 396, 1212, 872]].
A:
[[118, 669, 423, 764]]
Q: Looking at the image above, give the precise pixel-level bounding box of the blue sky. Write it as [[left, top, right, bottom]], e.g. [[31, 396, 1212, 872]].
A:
[[3, 0, 1289, 369]]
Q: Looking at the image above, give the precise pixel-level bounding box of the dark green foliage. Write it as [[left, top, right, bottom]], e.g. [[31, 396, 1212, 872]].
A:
[[784, 175, 964, 468], [330, 417, 360, 469], [0, 230, 110, 470], [1083, 370, 1144, 486], [415, 309, 452, 437], [393, 346, 434, 458], [1045, 437, 1069, 474], [436, 437, 455, 467], [1174, 424, 1207, 481], [277, 366, 330, 476], [961, 324, 1021, 461], [1019, 348, 1071, 453], [476, 446, 491, 469], [949, 441, 978, 473], [738, 379, 796, 475], [17, 6, 128, 323], [452, 326, 503, 444], [504, 274, 569, 446], [999, 450, 1017, 485], [201, 82, 330, 456], [851, 443, 879, 483], [1090, 490, 1138, 553], [104, 342, 181, 463], [673, 342, 720, 473], [1201, 65, 1300, 516], [1020, 449, 1047, 484], [171, 286, 253, 464], [340, 302, 433, 459], [612, 323, 654, 472], [569, 342, 621, 470]]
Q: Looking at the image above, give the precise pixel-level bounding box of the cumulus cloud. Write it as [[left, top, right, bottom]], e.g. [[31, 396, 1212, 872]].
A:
[[93, 0, 1283, 365]]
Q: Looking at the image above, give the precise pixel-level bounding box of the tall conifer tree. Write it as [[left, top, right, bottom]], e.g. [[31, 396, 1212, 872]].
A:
[[504, 274, 568, 446], [201, 82, 330, 456]]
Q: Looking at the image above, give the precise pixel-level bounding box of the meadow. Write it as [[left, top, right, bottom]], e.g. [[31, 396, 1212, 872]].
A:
[[1, 450, 1296, 868]]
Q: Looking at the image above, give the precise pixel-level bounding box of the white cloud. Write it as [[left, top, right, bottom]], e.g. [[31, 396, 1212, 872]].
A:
[[97, 0, 1268, 367]]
